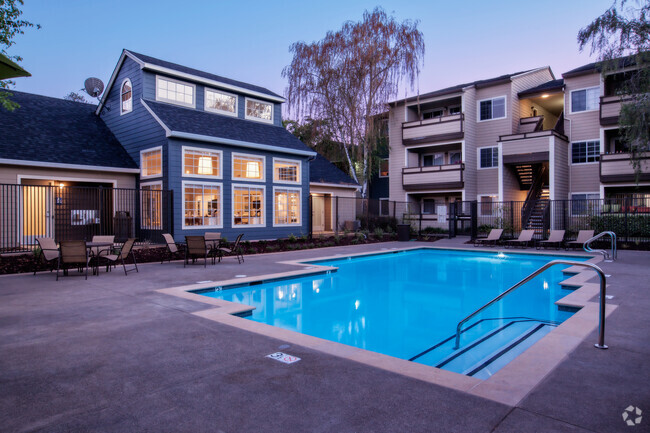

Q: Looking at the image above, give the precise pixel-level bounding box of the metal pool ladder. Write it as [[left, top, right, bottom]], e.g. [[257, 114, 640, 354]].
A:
[[453, 260, 608, 350], [584, 231, 617, 262]]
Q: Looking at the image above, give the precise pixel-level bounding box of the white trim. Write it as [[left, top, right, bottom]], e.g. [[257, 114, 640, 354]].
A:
[[155, 75, 196, 108], [232, 183, 266, 228], [16, 174, 118, 188], [497, 142, 503, 201], [569, 86, 599, 114], [309, 182, 359, 190], [272, 186, 302, 227], [477, 95, 507, 122], [120, 78, 133, 115], [378, 158, 389, 178], [203, 87, 238, 117], [1, 158, 140, 174], [139, 146, 163, 179], [405, 91, 463, 108], [511, 66, 553, 80], [272, 157, 301, 185], [181, 146, 223, 179], [96, 50, 138, 115], [549, 136, 555, 201], [379, 198, 390, 216], [244, 97, 274, 124], [140, 180, 163, 230], [477, 146, 499, 170], [570, 139, 600, 165], [232, 152, 266, 183], [140, 99, 172, 135], [182, 180, 223, 229], [401, 138, 463, 150], [168, 131, 316, 157], [478, 194, 499, 216]]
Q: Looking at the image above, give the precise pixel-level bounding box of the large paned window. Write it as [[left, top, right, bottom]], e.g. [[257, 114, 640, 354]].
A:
[[233, 154, 264, 181], [379, 159, 389, 177], [204, 89, 237, 115], [140, 147, 162, 178], [273, 159, 300, 183], [245, 98, 273, 123], [141, 182, 162, 229], [183, 182, 222, 228], [422, 198, 436, 214], [233, 185, 265, 226], [449, 151, 462, 164], [571, 140, 600, 164], [121, 79, 132, 114], [183, 147, 221, 178], [423, 153, 444, 167], [479, 147, 498, 168], [156, 76, 195, 107], [480, 195, 497, 216], [571, 193, 600, 215], [570, 87, 599, 113], [274, 187, 301, 226], [478, 96, 506, 121]]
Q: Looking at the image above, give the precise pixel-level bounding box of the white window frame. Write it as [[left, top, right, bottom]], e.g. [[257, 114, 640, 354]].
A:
[[378, 158, 389, 178], [477, 95, 507, 122], [182, 180, 223, 229], [479, 195, 498, 216], [272, 157, 301, 184], [379, 198, 390, 216], [203, 87, 238, 117], [120, 78, 133, 115], [232, 183, 266, 228], [182, 146, 223, 179], [140, 180, 163, 229], [232, 152, 266, 182], [244, 97, 274, 124], [272, 186, 302, 227], [569, 86, 600, 114], [139, 146, 163, 179], [477, 146, 498, 169], [448, 105, 461, 115], [155, 75, 196, 108], [570, 192, 601, 216], [571, 140, 601, 165]]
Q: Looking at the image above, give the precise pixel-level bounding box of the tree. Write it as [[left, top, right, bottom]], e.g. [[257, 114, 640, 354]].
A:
[[283, 7, 424, 196], [0, 0, 39, 111], [64, 91, 89, 103], [578, 0, 650, 181]]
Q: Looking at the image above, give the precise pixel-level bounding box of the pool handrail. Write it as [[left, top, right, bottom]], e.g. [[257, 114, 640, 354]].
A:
[[453, 260, 608, 350], [583, 231, 617, 262]]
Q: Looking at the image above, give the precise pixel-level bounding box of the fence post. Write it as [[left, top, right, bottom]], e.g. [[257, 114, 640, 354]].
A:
[[308, 194, 313, 240], [335, 196, 339, 236], [510, 201, 515, 238], [448, 202, 455, 238], [470, 201, 477, 240], [624, 204, 629, 243]]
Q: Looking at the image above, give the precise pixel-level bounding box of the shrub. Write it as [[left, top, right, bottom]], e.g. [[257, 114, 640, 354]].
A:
[[589, 214, 650, 238], [288, 233, 297, 242], [374, 228, 384, 238]]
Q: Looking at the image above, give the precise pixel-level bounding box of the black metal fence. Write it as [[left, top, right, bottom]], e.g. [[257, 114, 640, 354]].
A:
[[0, 184, 173, 252]]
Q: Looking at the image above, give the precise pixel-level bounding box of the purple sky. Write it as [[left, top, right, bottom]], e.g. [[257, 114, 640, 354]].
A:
[[10, 0, 612, 110]]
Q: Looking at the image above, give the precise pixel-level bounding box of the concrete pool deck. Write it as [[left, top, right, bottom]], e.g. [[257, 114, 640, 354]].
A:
[[1, 238, 648, 432]]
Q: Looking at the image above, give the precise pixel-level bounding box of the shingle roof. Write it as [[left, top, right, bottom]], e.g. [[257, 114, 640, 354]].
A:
[[309, 153, 358, 186], [562, 55, 640, 78], [518, 79, 564, 97], [144, 100, 315, 155], [127, 50, 282, 99], [0, 90, 137, 169]]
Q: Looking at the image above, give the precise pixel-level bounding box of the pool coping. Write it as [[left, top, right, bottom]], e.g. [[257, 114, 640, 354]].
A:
[[156, 245, 616, 407]]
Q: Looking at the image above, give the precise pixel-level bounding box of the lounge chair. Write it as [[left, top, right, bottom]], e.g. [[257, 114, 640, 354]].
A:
[[537, 230, 566, 250], [162, 233, 181, 264], [216, 233, 245, 263], [97, 238, 138, 275], [184, 236, 215, 267], [474, 229, 503, 247], [504, 230, 536, 248], [56, 240, 90, 281], [34, 237, 59, 275], [566, 230, 595, 250], [89, 235, 114, 257]]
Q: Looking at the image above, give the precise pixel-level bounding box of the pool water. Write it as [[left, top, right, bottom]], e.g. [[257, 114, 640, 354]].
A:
[[198, 249, 587, 378]]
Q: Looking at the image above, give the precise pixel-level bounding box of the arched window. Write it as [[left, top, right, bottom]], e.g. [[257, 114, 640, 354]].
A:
[[121, 79, 132, 114]]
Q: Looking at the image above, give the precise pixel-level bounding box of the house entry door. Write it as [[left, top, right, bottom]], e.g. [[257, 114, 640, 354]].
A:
[[21, 185, 54, 246], [312, 195, 325, 232]]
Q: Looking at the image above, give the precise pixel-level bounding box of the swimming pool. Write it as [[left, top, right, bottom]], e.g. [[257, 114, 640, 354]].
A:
[[197, 249, 588, 379]]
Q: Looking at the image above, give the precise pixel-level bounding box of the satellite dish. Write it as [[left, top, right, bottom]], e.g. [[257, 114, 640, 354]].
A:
[[84, 77, 104, 98]]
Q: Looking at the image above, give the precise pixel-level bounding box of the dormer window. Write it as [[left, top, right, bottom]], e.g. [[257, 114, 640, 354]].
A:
[[204, 88, 237, 116], [121, 79, 132, 114], [156, 75, 195, 108], [245, 98, 273, 123]]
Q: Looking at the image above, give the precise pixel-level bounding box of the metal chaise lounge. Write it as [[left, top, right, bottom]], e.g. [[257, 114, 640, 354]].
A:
[[504, 230, 536, 248], [474, 229, 503, 247], [97, 238, 138, 275], [565, 230, 595, 250], [537, 230, 566, 250], [34, 237, 59, 275]]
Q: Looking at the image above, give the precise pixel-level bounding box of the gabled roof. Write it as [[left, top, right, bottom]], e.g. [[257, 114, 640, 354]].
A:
[[309, 153, 358, 187], [0, 90, 138, 171], [518, 79, 564, 98], [142, 100, 316, 157], [562, 55, 641, 78]]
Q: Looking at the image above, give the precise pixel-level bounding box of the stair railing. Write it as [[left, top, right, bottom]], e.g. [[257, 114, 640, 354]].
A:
[[454, 260, 608, 350], [584, 231, 617, 262], [521, 165, 546, 229]]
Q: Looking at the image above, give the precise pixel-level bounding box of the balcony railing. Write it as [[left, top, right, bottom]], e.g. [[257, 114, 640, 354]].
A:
[[600, 153, 650, 182], [600, 95, 633, 126], [499, 129, 568, 164], [402, 163, 464, 191], [402, 113, 464, 145]]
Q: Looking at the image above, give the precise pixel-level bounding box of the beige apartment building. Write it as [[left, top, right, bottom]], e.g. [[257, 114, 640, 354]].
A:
[[387, 59, 650, 228]]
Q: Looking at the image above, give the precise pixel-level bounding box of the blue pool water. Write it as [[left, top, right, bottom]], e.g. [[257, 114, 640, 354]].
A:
[[198, 249, 587, 378]]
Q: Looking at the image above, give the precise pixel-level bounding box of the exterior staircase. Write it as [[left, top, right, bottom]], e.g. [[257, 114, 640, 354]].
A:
[[520, 165, 549, 237], [524, 188, 549, 235]]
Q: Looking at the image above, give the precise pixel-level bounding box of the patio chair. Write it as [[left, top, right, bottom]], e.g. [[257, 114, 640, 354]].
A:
[[537, 230, 566, 250], [161, 233, 182, 264], [474, 229, 503, 247], [204, 232, 222, 253], [566, 230, 595, 250], [56, 240, 90, 281], [504, 230, 536, 248], [89, 235, 114, 257], [184, 236, 215, 267], [97, 238, 138, 275], [216, 233, 245, 264], [34, 237, 59, 275]]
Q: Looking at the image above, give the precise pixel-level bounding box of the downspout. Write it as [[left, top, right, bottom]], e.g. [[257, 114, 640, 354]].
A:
[[565, 116, 572, 198]]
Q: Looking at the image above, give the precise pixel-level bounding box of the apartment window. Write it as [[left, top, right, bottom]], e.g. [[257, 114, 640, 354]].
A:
[[245, 98, 273, 123], [183, 147, 221, 178], [205, 88, 237, 115], [156, 76, 195, 108], [273, 159, 300, 183], [379, 198, 390, 216], [233, 154, 264, 181], [422, 108, 443, 119], [379, 159, 389, 177], [449, 152, 462, 165], [183, 182, 222, 228], [140, 147, 162, 178], [449, 106, 461, 115], [570, 87, 599, 113], [141, 182, 162, 229], [478, 96, 506, 121], [479, 147, 498, 168], [422, 198, 436, 214], [274, 187, 301, 225], [571, 193, 600, 215], [572, 140, 600, 164], [233, 185, 264, 226], [121, 79, 132, 114], [480, 195, 497, 216], [423, 153, 444, 167]]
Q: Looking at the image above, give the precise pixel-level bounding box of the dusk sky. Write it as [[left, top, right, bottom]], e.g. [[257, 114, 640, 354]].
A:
[[11, 0, 613, 111]]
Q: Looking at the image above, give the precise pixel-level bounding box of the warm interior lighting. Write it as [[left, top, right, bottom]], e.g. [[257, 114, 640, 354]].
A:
[[59, 183, 64, 189], [541, 94, 550, 98], [198, 156, 213, 175], [246, 161, 260, 178]]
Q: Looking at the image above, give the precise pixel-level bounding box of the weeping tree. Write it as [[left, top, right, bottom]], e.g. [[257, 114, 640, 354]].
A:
[[578, 0, 650, 181], [283, 7, 424, 196]]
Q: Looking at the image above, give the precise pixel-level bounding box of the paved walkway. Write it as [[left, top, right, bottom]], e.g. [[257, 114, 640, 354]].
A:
[[0, 239, 648, 432]]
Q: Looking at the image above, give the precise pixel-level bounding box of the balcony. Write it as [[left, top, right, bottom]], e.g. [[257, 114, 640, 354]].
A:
[[600, 95, 632, 126], [402, 114, 464, 146], [402, 163, 464, 191], [499, 130, 568, 164], [600, 153, 650, 182]]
